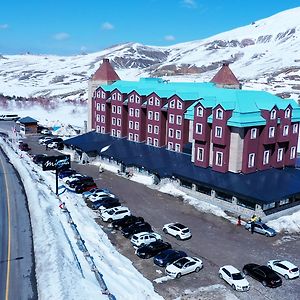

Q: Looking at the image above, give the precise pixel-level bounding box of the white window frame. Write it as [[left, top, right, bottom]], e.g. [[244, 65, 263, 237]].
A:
[[112, 93, 116, 100], [117, 94, 122, 101], [148, 97, 153, 105], [148, 111, 153, 120], [169, 114, 174, 124], [290, 146, 296, 159], [129, 95, 134, 103], [112, 105, 116, 114], [117, 106, 121, 114], [250, 128, 257, 139], [112, 117, 116, 125], [215, 126, 222, 138], [248, 153, 255, 168], [155, 97, 160, 106], [148, 124, 152, 133], [96, 103, 101, 111], [175, 130, 181, 139], [277, 148, 284, 162], [154, 125, 159, 134], [283, 125, 289, 136], [216, 108, 223, 120], [101, 126, 105, 133], [168, 128, 174, 138], [102, 91, 105, 99], [269, 126, 275, 138], [96, 114, 100, 122], [293, 123, 298, 134], [263, 150, 270, 165], [147, 137, 152, 145], [101, 103, 105, 111], [197, 106, 203, 117], [100, 115, 105, 123], [170, 100, 175, 108], [197, 148, 204, 162], [96, 125, 100, 132], [111, 129, 116, 136], [134, 122, 139, 130], [195, 123, 202, 134], [117, 130, 121, 137], [129, 121, 133, 129], [135, 109, 140, 118], [285, 108, 291, 119], [270, 109, 276, 120], [154, 112, 160, 121], [135, 96, 140, 104], [175, 144, 181, 152], [96, 91, 100, 98], [117, 118, 121, 126], [168, 142, 173, 150], [177, 101, 182, 110], [216, 151, 223, 166], [153, 138, 158, 146], [129, 108, 134, 117], [134, 134, 139, 141], [128, 133, 133, 141], [176, 115, 182, 125]]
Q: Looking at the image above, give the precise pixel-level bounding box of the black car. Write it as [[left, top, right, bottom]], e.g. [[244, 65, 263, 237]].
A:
[[121, 222, 152, 238], [111, 215, 144, 230], [68, 176, 94, 188], [90, 197, 120, 210], [243, 264, 282, 288], [45, 137, 63, 145], [136, 241, 172, 259], [58, 169, 77, 179], [75, 182, 97, 194], [153, 249, 187, 267], [32, 154, 47, 165]]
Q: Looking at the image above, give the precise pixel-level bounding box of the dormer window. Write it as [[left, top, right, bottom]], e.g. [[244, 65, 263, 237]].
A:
[[283, 125, 289, 136], [96, 91, 101, 98], [148, 97, 153, 105], [129, 95, 134, 103], [118, 94, 122, 101], [270, 109, 276, 120], [155, 97, 160, 106], [112, 93, 116, 100], [197, 106, 203, 117], [170, 100, 175, 108], [216, 108, 223, 120], [102, 91, 106, 99], [285, 108, 291, 119], [136, 96, 140, 104], [250, 128, 257, 139], [177, 101, 183, 109]]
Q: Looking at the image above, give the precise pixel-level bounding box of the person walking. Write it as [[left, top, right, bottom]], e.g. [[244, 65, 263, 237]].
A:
[[250, 221, 255, 234], [237, 215, 241, 226]]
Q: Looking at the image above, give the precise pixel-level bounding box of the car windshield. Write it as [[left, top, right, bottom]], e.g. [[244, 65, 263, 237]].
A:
[[261, 224, 270, 230], [174, 258, 189, 268], [174, 223, 186, 229], [232, 273, 244, 280], [182, 229, 189, 233], [291, 268, 299, 272]]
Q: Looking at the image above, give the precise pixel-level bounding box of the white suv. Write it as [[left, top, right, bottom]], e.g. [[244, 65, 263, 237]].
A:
[[268, 260, 299, 279], [219, 265, 250, 291], [163, 223, 192, 240], [101, 206, 131, 222], [130, 232, 162, 248]]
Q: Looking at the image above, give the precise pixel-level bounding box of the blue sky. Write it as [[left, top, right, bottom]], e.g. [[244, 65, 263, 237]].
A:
[[0, 0, 299, 55]]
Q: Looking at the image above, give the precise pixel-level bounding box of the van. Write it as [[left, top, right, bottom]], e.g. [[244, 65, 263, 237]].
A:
[[0, 114, 20, 121]]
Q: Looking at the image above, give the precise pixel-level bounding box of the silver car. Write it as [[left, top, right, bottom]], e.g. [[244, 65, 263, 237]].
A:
[[244, 221, 276, 237]]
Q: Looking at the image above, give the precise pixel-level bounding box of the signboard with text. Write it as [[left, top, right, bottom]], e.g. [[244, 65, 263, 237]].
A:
[[42, 155, 71, 171]]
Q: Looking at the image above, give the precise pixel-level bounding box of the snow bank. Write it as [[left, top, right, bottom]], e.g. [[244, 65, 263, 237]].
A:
[[0, 139, 163, 300], [267, 209, 300, 234]]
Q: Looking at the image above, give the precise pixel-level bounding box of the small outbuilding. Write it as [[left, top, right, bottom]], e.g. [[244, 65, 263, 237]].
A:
[[17, 116, 38, 134]]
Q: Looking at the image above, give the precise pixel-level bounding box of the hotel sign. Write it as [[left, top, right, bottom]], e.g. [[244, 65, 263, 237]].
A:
[[42, 155, 71, 171]]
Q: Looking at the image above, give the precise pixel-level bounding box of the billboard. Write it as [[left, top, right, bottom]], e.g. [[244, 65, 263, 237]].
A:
[[42, 155, 71, 171]]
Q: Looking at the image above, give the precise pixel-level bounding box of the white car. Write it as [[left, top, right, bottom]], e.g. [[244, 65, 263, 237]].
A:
[[88, 192, 116, 202], [219, 265, 250, 291], [38, 137, 52, 144], [100, 206, 131, 222], [267, 260, 299, 279], [163, 223, 192, 240], [130, 232, 162, 248], [62, 174, 83, 184], [165, 257, 203, 279]]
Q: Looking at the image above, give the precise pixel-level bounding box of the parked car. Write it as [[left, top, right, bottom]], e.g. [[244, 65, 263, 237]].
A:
[[162, 223, 192, 240], [101, 206, 131, 222], [135, 240, 172, 259], [58, 169, 77, 179], [41, 128, 51, 135], [32, 154, 47, 165], [46, 141, 64, 150], [97, 201, 121, 212], [68, 176, 94, 189], [165, 257, 203, 279], [111, 215, 144, 230], [62, 174, 83, 184], [131, 232, 162, 248], [153, 249, 187, 267], [44, 137, 63, 145], [38, 137, 52, 145], [90, 197, 120, 210], [219, 265, 250, 291], [122, 222, 152, 238], [87, 191, 116, 201], [243, 264, 282, 288], [244, 221, 277, 237], [74, 182, 97, 194], [82, 188, 111, 199], [267, 260, 299, 279], [19, 143, 31, 151]]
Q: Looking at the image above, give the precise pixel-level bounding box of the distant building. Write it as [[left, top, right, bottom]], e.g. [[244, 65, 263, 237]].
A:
[[17, 116, 38, 134], [89, 63, 300, 174]]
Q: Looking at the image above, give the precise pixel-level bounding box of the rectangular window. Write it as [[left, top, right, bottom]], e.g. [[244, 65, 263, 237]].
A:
[[135, 96, 140, 104], [96, 125, 100, 132], [168, 128, 174, 138], [102, 91, 105, 99], [177, 101, 182, 109], [112, 93, 116, 100], [195, 123, 202, 134], [154, 126, 159, 134], [277, 148, 284, 162], [216, 109, 223, 120], [176, 115, 182, 125], [168, 142, 173, 150], [96, 91, 100, 98], [175, 144, 181, 152], [148, 97, 153, 105], [283, 125, 289, 136], [154, 112, 160, 121], [128, 133, 133, 141], [117, 106, 121, 114], [250, 128, 257, 139], [134, 122, 139, 130], [117, 130, 121, 137], [169, 114, 174, 124], [215, 126, 222, 138], [129, 121, 133, 129], [134, 134, 139, 141], [290, 146, 296, 159], [112, 129, 116, 136], [135, 109, 140, 118], [129, 95, 134, 103], [197, 148, 204, 161], [147, 137, 152, 145], [197, 106, 203, 117], [148, 111, 153, 120], [101, 104, 105, 111], [101, 115, 105, 123], [270, 109, 276, 120], [112, 117, 116, 125], [170, 100, 175, 108], [155, 98, 160, 106], [216, 151, 223, 166], [96, 103, 101, 111], [112, 105, 116, 113], [285, 108, 291, 118], [175, 130, 181, 139], [129, 108, 134, 117], [293, 123, 298, 134], [269, 126, 275, 138], [118, 94, 122, 101], [153, 139, 158, 146], [248, 153, 255, 168], [117, 118, 121, 126], [101, 126, 105, 133], [263, 150, 270, 165], [96, 114, 100, 122], [148, 124, 152, 133]]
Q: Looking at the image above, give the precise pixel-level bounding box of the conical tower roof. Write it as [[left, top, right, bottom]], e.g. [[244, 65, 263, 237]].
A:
[[92, 58, 120, 82], [210, 63, 240, 86]]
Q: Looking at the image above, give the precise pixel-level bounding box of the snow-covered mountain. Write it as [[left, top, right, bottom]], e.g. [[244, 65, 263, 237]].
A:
[[1, 7, 300, 102]]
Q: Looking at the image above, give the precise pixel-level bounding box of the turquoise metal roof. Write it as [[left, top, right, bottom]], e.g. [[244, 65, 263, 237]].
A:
[[99, 78, 300, 127]]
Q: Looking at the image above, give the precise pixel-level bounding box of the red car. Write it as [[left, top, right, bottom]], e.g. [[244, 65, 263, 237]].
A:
[[75, 182, 97, 194]]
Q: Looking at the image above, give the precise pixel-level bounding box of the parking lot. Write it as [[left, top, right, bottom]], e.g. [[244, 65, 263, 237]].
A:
[[23, 134, 300, 300]]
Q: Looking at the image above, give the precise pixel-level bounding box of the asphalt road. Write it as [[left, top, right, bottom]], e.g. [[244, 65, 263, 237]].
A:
[[0, 147, 37, 300], [25, 134, 300, 300]]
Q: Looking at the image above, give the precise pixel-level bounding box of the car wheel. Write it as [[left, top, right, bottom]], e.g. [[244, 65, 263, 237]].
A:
[[176, 235, 181, 240], [219, 273, 223, 279], [284, 274, 289, 280], [262, 281, 267, 287], [195, 267, 200, 273], [232, 284, 236, 290], [163, 228, 168, 234], [265, 232, 269, 237], [176, 273, 181, 279]]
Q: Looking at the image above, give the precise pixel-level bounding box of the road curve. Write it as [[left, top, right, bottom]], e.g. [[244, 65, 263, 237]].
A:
[[0, 148, 37, 300]]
